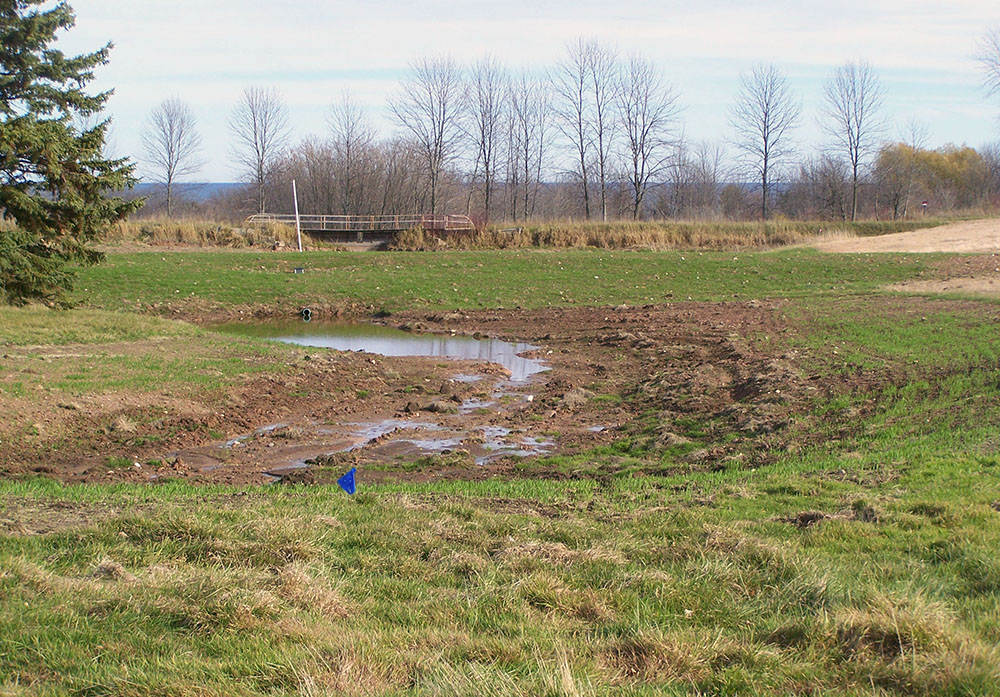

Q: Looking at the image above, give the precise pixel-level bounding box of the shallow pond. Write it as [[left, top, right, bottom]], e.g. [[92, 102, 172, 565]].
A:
[[214, 320, 548, 383]]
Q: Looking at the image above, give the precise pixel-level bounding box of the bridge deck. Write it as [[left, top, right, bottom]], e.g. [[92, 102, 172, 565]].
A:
[[245, 213, 475, 236]]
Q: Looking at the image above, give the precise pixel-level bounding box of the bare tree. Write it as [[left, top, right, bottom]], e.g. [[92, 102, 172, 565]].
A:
[[329, 92, 375, 215], [467, 56, 507, 222], [979, 27, 1000, 97], [617, 53, 679, 219], [587, 41, 619, 222], [141, 98, 204, 217], [820, 61, 885, 221], [690, 140, 727, 216], [729, 64, 800, 219], [508, 71, 550, 221], [552, 39, 593, 219], [390, 56, 465, 215], [229, 87, 289, 214]]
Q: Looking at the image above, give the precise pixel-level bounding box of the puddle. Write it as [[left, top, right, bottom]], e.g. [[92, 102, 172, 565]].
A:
[[452, 374, 484, 383], [459, 398, 497, 414], [199, 321, 559, 482], [475, 426, 554, 464], [214, 320, 548, 383], [345, 420, 443, 449]]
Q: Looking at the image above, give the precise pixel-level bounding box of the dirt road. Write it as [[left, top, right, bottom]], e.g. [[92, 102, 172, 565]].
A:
[[813, 218, 1000, 254]]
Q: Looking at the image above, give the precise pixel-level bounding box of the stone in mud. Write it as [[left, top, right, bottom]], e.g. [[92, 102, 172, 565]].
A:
[[424, 400, 458, 414]]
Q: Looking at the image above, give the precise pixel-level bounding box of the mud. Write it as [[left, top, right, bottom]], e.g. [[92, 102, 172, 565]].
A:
[[1, 300, 818, 485], [8, 297, 973, 486]]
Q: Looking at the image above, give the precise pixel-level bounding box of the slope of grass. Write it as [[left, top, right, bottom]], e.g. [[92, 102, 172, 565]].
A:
[[75, 248, 933, 314]]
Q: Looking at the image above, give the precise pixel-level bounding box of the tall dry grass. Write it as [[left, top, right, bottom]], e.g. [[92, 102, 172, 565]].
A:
[[390, 218, 946, 251], [99, 218, 308, 249]]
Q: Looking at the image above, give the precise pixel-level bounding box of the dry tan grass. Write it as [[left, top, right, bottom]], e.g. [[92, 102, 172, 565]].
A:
[[100, 218, 309, 249], [276, 562, 351, 619], [390, 219, 943, 251], [498, 540, 626, 566]]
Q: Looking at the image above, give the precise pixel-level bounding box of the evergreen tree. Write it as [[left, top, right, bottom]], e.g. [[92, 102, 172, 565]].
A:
[[0, 0, 139, 305]]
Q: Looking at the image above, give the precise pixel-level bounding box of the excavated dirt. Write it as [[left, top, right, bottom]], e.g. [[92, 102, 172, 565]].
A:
[[884, 252, 1000, 298], [813, 219, 1000, 254], [5, 298, 976, 486]]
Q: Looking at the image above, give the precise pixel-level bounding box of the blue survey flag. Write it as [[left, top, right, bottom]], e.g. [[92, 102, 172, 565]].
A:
[[337, 468, 357, 495]]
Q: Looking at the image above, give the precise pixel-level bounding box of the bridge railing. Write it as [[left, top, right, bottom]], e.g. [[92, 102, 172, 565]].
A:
[[244, 213, 475, 233]]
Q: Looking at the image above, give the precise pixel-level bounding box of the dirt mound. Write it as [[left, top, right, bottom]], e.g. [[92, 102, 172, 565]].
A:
[[812, 218, 1000, 254]]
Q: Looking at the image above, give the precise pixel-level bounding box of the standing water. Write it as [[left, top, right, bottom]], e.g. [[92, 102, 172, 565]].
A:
[[213, 321, 548, 383]]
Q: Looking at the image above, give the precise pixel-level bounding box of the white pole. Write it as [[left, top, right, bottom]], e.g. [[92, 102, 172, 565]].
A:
[[292, 179, 303, 252]]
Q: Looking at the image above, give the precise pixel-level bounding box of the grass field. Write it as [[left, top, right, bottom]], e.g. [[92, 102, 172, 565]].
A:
[[75, 248, 934, 316], [3, 241, 1000, 695]]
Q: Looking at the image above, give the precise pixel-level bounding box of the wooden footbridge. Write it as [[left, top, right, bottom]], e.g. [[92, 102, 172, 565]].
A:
[[244, 213, 475, 245]]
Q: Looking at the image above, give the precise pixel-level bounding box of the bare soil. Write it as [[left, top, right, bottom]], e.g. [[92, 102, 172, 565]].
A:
[[6, 297, 986, 486], [812, 218, 1000, 254], [1, 303, 810, 485]]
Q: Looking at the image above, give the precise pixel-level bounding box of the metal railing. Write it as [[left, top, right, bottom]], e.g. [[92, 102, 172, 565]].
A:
[[244, 213, 475, 233]]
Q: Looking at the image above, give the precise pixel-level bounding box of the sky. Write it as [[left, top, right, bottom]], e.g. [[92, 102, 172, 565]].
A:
[[57, 0, 1000, 183]]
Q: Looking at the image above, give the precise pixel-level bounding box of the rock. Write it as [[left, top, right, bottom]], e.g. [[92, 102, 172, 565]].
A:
[[683, 448, 710, 463], [786, 511, 827, 528], [424, 400, 458, 414]]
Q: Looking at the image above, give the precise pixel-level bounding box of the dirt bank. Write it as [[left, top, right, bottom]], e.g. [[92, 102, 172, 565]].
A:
[[812, 218, 1000, 254]]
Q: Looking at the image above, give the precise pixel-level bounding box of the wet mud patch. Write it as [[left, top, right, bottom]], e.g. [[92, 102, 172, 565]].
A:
[[3, 299, 948, 485]]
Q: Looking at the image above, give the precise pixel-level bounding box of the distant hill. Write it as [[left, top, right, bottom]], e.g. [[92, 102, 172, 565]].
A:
[[132, 182, 245, 203]]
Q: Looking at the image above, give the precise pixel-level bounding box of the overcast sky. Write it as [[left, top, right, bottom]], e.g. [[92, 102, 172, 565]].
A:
[[59, 0, 1000, 182]]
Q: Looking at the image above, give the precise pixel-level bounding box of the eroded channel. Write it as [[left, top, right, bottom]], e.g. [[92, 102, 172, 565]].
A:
[[172, 321, 554, 481]]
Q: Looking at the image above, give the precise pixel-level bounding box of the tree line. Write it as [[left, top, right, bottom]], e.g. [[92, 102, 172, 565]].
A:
[[143, 35, 1000, 223]]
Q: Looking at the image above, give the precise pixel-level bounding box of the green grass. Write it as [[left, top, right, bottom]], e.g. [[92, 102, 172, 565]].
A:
[[74, 248, 932, 313], [3, 243, 1000, 694], [0, 307, 200, 346], [0, 308, 287, 399], [2, 423, 999, 696]]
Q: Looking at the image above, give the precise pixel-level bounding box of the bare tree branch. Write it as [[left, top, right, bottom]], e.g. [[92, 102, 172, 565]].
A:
[[329, 91, 375, 215], [617, 52, 680, 219], [467, 56, 507, 222], [229, 86, 289, 214], [551, 38, 593, 219], [820, 60, 886, 221], [587, 41, 618, 222], [729, 64, 800, 219], [978, 27, 1000, 97], [389, 56, 465, 215], [141, 98, 204, 217]]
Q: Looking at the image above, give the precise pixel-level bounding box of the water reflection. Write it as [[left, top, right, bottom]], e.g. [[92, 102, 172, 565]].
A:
[[214, 321, 548, 383]]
